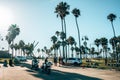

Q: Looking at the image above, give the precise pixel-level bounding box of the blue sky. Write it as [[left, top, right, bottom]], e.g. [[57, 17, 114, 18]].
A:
[[0, 0, 120, 52]]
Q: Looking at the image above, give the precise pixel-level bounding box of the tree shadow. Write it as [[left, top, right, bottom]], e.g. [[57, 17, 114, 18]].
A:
[[14, 61, 102, 80], [27, 68, 102, 80]]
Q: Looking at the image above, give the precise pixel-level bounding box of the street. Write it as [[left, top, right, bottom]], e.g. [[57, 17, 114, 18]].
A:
[[0, 60, 120, 80]]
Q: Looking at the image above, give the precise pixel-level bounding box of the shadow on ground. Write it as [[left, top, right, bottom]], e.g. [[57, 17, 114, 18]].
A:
[[31, 69, 102, 80], [15, 62, 102, 80]]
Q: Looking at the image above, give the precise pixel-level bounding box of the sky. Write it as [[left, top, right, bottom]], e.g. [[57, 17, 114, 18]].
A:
[[0, 0, 120, 55]]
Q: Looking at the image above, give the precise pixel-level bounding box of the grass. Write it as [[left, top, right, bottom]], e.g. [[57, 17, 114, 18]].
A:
[[81, 59, 112, 69], [0, 58, 10, 63]]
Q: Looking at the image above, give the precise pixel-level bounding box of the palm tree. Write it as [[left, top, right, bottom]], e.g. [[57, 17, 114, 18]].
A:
[[6, 24, 20, 59], [37, 48, 40, 58], [6, 34, 12, 56], [55, 2, 70, 33], [94, 38, 100, 53], [10, 44, 14, 58], [41, 49, 45, 58], [66, 38, 70, 58], [107, 13, 117, 37], [90, 47, 95, 58], [19, 40, 25, 56], [109, 37, 118, 51], [14, 43, 19, 56], [55, 2, 70, 61], [71, 46, 74, 58], [56, 41, 61, 57], [68, 36, 75, 58], [68, 36, 75, 48], [51, 36, 57, 44], [55, 31, 60, 38], [82, 36, 89, 59], [60, 31, 66, 58], [75, 46, 79, 58], [100, 37, 108, 65], [51, 35, 57, 56], [72, 8, 81, 59]]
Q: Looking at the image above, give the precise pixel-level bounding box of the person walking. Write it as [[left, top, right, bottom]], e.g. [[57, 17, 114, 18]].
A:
[[54, 56, 57, 66]]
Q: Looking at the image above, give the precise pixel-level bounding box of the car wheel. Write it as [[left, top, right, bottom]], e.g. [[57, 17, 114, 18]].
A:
[[74, 62, 78, 66]]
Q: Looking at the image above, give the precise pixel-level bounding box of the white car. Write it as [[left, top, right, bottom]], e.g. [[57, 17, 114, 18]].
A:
[[63, 58, 82, 65], [15, 56, 27, 61]]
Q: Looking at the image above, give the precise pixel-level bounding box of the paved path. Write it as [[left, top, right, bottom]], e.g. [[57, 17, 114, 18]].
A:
[[0, 60, 120, 80]]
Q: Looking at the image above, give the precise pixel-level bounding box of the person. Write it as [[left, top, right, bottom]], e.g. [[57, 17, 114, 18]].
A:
[[32, 57, 36, 68], [54, 56, 57, 66], [31, 57, 39, 69], [59, 56, 62, 66], [3, 60, 8, 67], [41, 57, 48, 70], [9, 59, 14, 67], [45, 57, 48, 64]]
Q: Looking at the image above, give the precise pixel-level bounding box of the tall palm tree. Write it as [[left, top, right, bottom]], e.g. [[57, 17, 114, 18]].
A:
[[107, 13, 117, 37], [72, 8, 81, 59], [100, 37, 108, 65], [55, 2, 70, 61], [82, 36, 89, 59], [51, 35, 57, 56], [10, 44, 14, 58], [55, 31, 60, 38], [14, 43, 18, 56], [6, 24, 20, 58], [56, 41, 61, 57], [19, 40, 25, 56], [51, 36, 57, 44], [94, 38, 100, 53], [55, 2, 70, 33], [75, 46, 79, 58], [60, 31, 66, 58], [109, 37, 118, 51], [66, 38, 70, 58], [68, 36, 75, 58], [6, 34, 12, 56], [71, 46, 74, 58]]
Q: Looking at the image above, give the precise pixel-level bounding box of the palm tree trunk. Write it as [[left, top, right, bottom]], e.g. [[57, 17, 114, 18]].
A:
[[12, 41, 14, 59], [68, 45, 70, 58], [61, 18, 64, 32], [59, 47, 61, 57], [97, 46, 99, 54], [71, 50, 73, 58], [105, 51, 108, 65], [63, 18, 68, 62], [111, 21, 119, 67], [62, 45, 65, 58], [111, 21, 116, 37], [61, 18, 65, 59], [75, 17, 82, 59]]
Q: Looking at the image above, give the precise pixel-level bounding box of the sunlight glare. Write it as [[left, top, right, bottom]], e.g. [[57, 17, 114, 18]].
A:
[[0, 6, 14, 32]]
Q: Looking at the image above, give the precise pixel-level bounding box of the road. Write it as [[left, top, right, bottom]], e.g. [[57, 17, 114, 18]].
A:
[[0, 60, 120, 80]]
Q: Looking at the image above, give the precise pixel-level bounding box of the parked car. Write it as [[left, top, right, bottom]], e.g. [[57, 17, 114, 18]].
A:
[[26, 56, 33, 60], [15, 56, 27, 61], [63, 58, 82, 66]]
